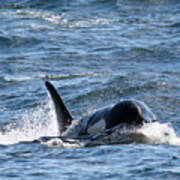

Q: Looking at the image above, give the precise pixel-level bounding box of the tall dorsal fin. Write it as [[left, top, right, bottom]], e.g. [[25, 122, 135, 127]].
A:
[[45, 81, 73, 134]]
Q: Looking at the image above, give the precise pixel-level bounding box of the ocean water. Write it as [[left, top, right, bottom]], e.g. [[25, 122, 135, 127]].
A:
[[0, 0, 180, 179]]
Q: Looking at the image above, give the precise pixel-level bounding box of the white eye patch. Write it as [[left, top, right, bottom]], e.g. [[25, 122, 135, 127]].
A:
[[87, 119, 106, 135]]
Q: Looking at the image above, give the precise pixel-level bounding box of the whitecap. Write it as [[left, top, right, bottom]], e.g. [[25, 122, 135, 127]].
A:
[[3, 75, 31, 82], [38, 72, 102, 80]]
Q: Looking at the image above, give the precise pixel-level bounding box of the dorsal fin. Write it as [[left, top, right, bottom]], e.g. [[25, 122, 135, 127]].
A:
[[45, 81, 73, 134]]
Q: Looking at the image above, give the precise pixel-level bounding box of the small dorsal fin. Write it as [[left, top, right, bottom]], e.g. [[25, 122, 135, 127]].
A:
[[45, 81, 73, 134]]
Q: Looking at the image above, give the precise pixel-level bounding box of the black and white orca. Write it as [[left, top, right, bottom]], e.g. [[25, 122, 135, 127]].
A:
[[45, 81, 157, 138]]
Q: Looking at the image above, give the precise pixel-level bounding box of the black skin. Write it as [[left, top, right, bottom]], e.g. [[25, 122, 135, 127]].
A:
[[106, 101, 146, 129], [45, 81, 152, 135], [87, 101, 147, 130]]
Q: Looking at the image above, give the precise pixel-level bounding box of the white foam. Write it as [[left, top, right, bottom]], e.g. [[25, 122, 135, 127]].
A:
[[4, 75, 31, 82], [40, 122, 180, 148], [38, 72, 101, 80], [0, 96, 180, 147], [138, 122, 180, 145], [0, 96, 59, 145], [79, 122, 179, 146]]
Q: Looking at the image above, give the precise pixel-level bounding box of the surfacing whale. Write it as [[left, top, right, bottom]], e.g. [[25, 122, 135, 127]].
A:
[[45, 81, 157, 140]]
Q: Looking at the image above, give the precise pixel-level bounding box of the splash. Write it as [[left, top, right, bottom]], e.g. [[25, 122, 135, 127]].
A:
[[39, 122, 180, 148], [138, 122, 180, 145], [0, 96, 180, 147], [0, 96, 59, 145], [79, 122, 180, 147]]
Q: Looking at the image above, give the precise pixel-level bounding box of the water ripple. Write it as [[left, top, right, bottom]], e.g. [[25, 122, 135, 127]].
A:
[[0, 0, 180, 179]]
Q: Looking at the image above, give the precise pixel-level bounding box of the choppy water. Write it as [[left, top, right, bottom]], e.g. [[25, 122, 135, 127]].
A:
[[0, 0, 180, 179]]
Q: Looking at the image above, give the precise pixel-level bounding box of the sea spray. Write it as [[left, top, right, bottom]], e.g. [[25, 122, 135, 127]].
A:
[[138, 122, 180, 145], [39, 122, 180, 148], [0, 96, 59, 145], [0, 96, 180, 147]]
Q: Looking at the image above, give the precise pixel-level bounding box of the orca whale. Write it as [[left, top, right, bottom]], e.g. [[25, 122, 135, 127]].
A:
[[45, 81, 157, 138]]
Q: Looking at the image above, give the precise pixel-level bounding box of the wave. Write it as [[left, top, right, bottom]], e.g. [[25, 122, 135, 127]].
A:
[[116, 0, 180, 6], [1, 8, 116, 29], [39, 72, 102, 80], [0, 72, 102, 83], [2, 75, 32, 82], [38, 122, 180, 148], [0, 96, 179, 147]]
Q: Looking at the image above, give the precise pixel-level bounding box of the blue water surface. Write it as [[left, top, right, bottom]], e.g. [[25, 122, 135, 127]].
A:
[[0, 0, 180, 179]]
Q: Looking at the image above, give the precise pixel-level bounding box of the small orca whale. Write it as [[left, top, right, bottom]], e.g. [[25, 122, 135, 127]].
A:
[[45, 81, 157, 138]]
